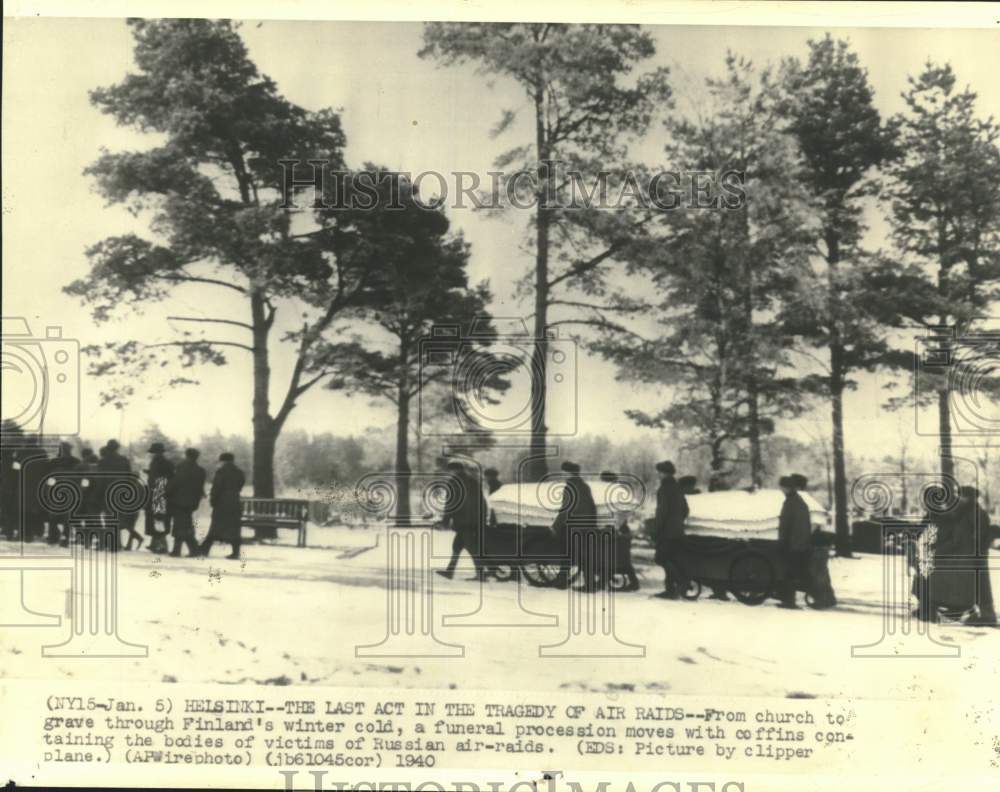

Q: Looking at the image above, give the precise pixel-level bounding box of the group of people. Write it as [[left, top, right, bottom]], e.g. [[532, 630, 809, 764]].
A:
[[912, 484, 997, 627], [430, 456, 838, 607], [0, 439, 247, 560]]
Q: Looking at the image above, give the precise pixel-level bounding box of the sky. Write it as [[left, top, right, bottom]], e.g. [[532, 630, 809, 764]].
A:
[[2, 16, 999, 469]]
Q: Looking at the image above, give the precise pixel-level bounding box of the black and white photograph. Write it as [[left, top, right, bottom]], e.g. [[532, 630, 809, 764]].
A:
[[1, 1, 999, 789]]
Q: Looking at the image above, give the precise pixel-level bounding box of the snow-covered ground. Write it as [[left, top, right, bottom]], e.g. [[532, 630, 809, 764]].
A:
[[1, 525, 996, 700]]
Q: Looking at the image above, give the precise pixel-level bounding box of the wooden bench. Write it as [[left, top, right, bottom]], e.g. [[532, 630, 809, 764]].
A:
[[239, 498, 310, 547]]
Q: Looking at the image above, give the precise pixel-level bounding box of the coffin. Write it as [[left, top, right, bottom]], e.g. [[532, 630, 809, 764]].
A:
[[684, 489, 830, 541], [488, 480, 643, 528]]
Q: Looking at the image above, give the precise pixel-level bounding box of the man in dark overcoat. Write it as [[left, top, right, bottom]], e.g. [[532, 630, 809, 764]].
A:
[[552, 461, 598, 590], [437, 461, 488, 580], [777, 474, 814, 609], [653, 460, 689, 599], [168, 448, 207, 557], [200, 452, 246, 559], [99, 440, 143, 550]]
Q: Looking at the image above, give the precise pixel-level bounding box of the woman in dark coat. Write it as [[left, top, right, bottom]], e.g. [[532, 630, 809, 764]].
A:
[[200, 453, 246, 559], [144, 442, 174, 554]]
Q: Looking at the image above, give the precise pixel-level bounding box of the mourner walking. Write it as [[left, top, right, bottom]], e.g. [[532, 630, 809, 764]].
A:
[[653, 460, 689, 599], [602, 471, 640, 591], [145, 442, 174, 554], [167, 448, 207, 557], [200, 452, 246, 559], [99, 439, 142, 551], [777, 474, 813, 609], [437, 461, 487, 581], [552, 461, 598, 590]]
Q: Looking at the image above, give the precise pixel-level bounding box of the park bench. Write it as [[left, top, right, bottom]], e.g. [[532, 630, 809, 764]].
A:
[[239, 497, 310, 547]]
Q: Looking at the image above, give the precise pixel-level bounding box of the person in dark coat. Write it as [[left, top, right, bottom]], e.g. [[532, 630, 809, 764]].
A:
[[144, 442, 174, 553], [167, 448, 207, 557], [200, 452, 246, 559], [552, 461, 598, 590], [18, 445, 49, 542], [653, 460, 689, 599], [483, 468, 503, 496], [964, 486, 998, 626], [99, 440, 142, 551], [919, 485, 996, 624], [75, 448, 101, 548], [602, 471, 639, 591], [437, 461, 488, 580], [777, 474, 813, 609], [681, 474, 728, 600], [47, 442, 80, 546]]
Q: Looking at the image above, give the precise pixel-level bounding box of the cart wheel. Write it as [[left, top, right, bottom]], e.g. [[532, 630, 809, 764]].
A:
[[522, 562, 567, 587], [608, 573, 631, 592], [728, 552, 775, 606], [682, 580, 703, 600]]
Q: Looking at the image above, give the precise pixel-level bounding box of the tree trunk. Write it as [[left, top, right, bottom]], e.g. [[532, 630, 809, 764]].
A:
[[830, 366, 852, 557], [249, 290, 278, 539], [826, 235, 852, 557], [938, 388, 955, 482], [747, 379, 762, 489], [526, 85, 550, 483], [396, 388, 412, 523], [250, 290, 276, 500]]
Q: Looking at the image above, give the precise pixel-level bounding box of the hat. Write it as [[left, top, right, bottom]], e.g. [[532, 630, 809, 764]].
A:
[[599, 470, 618, 482], [184, 448, 200, 460], [218, 452, 234, 462], [561, 461, 581, 474], [106, 439, 120, 451], [960, 485, 980, 500], [445, 461, 465, 472], [778, 475, 793, 488], [148, 442, 165, 454], [655, 460, 675, 474], [484, 467, 499, 477], [789, 474, 808, 490]]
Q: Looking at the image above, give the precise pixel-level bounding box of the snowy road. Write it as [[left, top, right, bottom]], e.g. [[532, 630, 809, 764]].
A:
[[1, 528, 996, 701]]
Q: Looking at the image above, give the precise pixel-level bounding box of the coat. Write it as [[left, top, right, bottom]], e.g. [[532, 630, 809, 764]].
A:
[[146, 455, 175, 517], [444, 472, 487, 553], [927, 502, 979, 611], [208, 462, 246, 542], [167, 459, 207, 512], [552, 475, 597, 542], [654, 476, 689, 545], [778, 491, 813, 552]]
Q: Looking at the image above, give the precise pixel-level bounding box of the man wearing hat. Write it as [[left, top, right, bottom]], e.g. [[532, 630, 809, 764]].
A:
[[777, 474, 813, 609], [437, 461, 488, 580], [962, 486, 997, 626], [200, 453, 246, 559], [98, 439, 143, 550], [653, 460, 689, 599], [552, 461, 598, 590], [483, 467, 503, 496], [144, 442, 175, 553], [47, 442, 81, 545], [167, 448, 207, 557]]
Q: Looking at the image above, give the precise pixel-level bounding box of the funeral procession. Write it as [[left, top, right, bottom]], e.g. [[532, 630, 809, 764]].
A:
[[1, 17, 999, 703]]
